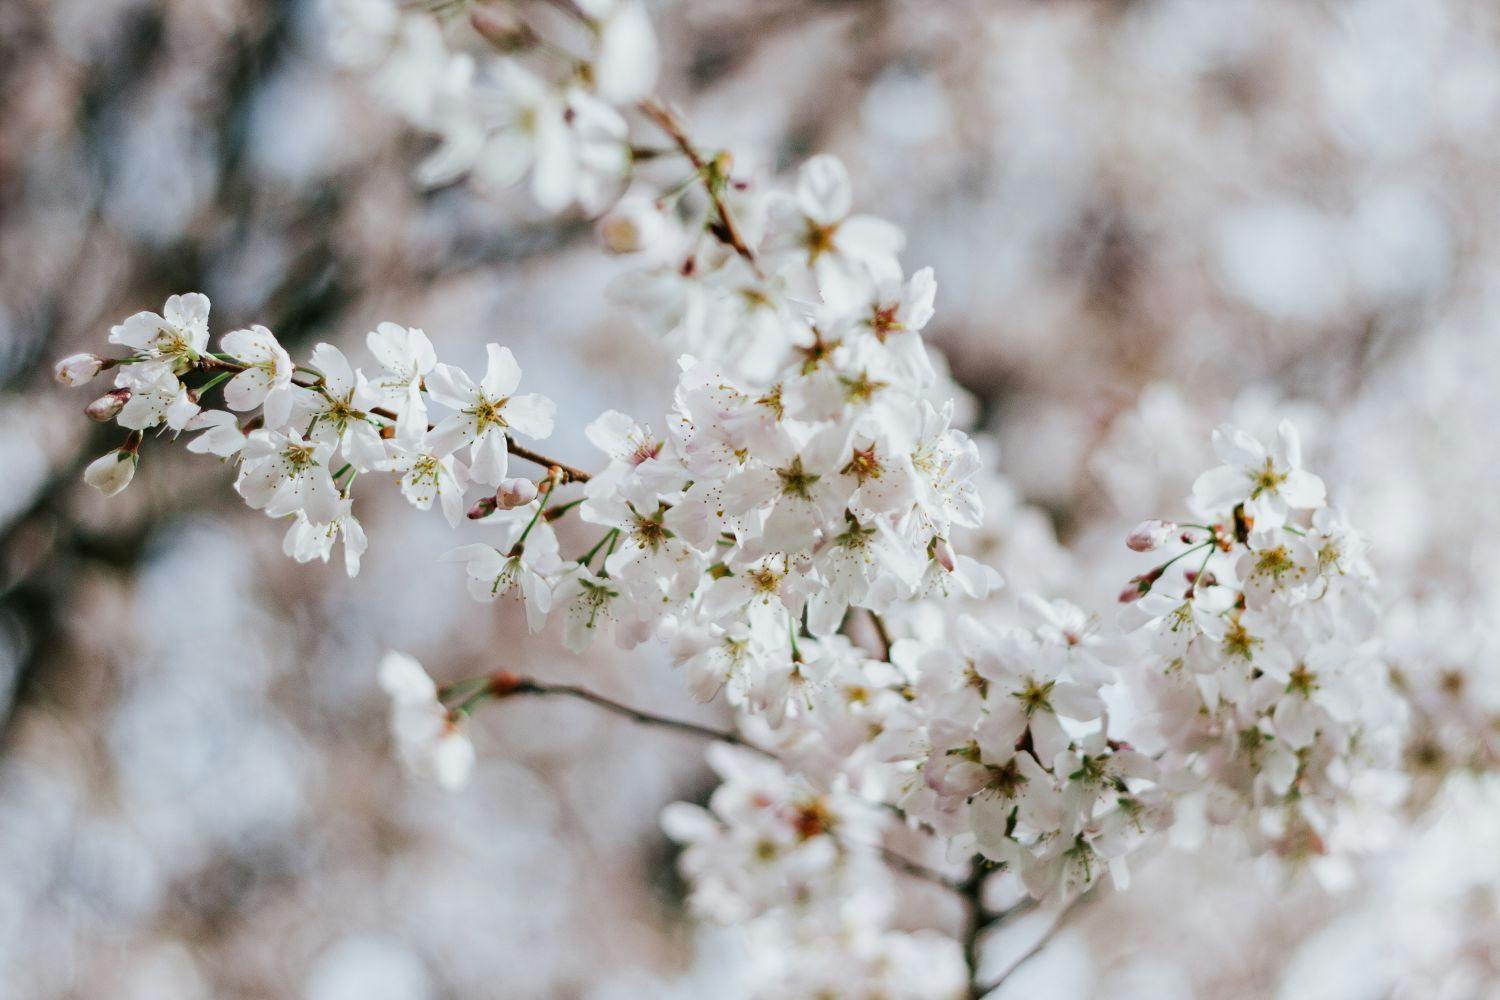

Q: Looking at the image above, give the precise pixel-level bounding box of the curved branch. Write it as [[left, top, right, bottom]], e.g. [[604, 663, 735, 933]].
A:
[[485, 671, 963, 893]]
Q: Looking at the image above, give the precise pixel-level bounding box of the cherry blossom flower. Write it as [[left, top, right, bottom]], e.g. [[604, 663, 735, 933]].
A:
[[426, 345, 555, 487], [380, 415, 470, 528], [282, 501, 368, 578], [234, 427, 342, 524], [107, 292, 211, 373], [1192, 420, 1326, 528], [364, 322, 436, 416], [220, 324, 297, 428], [300, 343, 387, 472], [377, 652, 474, 792]]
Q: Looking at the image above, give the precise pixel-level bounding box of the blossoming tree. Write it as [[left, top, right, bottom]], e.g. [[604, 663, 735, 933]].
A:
[[52, 1, 1406, 995]]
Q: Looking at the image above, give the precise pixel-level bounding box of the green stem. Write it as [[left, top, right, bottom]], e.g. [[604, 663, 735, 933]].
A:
[[195, 371, 234, 398], [578, 528, 619, 570], [517, 478, 556, 546], [1155, 540, 1214, 576], [544, 497, 585, 521]]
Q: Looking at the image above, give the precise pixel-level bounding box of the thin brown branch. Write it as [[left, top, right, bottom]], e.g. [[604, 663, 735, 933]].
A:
[[486, 671, 962, 893], [503, 439, 591, 484], [638, 99, 763, 274], [986, 890, 1094, 992], [500, 674, 763, 751], [959, 863, 989, 1000]]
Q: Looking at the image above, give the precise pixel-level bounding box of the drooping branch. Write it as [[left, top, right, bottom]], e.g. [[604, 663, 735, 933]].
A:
[[482, 671, 963, 893], [490, 671, 763, 751], [985, 890, 1093, 992], [960, 864, 989, 1000]]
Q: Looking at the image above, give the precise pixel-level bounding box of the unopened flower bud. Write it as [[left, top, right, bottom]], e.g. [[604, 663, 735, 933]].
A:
[[1118, 584, 1145, 603], [496, 477, 538, 509], [598, 197, 666, 254], [85, 387, 131, 422], [1126, 519, 1176, 552], [54, 353, 104, 386], [932, 536, 957, 573], [466, 496, 499, 520], [470, 5, 533, 50], [83, 450, 136, 497]]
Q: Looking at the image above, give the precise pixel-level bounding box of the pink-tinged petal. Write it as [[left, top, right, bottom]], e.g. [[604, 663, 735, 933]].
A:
[[309, 343, 356, 396], [530, 112, 578, 212], [342, 516, 368, 578], [1049, 682, 1104, 721], [976, 700, 1027, 759], [1259, 741, 1298, 796], [221, 325, 277, 365], [468, 427, 510, 486], [426, 415, 474, 459], [1278, 468, 1326, 509], [796, 155, 852, 226], [262, 385, 296, 430], [1210, 424, 1265, 467], [223, 368, 271, 411], [502, 392, 555, 439], [344, 421, 387, 472], [899, 266, 937, 330], [1191, 464, 1252, 510], [1273, 697, 1318, 749], [1029, 711, 1071, 762], [165, 388, 200, 431], [164, 293, 211, 349], [584, 410, 637, 460], [164, 292, 210, 328], [423, 363, 476, 410], [1273, 419, 1303, 469], [109, 311, 165, 351], [481, 344, 522, 398], [837, 215, 906, 263]]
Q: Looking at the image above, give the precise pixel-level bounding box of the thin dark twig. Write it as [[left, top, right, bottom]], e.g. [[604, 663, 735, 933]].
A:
[[638, 99, 763, 274], [987, 890, 1094, 990], [873, 846, 964, 891], [960, 863, 989, 1000], [489, 673, 962, 893], [507, 677, 762, 751]]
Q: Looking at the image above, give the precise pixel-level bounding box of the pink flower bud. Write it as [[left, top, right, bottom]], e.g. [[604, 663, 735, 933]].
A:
[[1126, 519, 1176, 552], [932, 536, 957, 573], [495, 477, 538, 509], [466, 496, 499, 521], [54, 353, 104, 386], [85, 387, 131, 422]]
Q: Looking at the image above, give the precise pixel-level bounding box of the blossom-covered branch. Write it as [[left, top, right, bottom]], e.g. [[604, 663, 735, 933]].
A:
[[51, 0, 1408, 994]]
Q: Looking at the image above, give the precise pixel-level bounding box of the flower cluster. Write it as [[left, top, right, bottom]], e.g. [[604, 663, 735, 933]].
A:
[[1121, 421, 1402, 858], [52, 0, 1413, 992], [663, 745, 967, 1000], [60, 295, 558, 579], [877, 600, 1168, 900], [323, 0, 656, 212]]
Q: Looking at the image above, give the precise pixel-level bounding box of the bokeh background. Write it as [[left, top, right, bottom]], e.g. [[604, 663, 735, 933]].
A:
[[3, 0, 1499, 996]]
